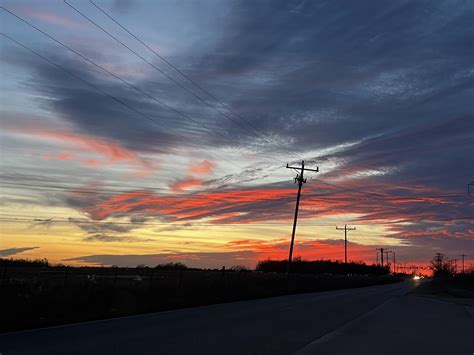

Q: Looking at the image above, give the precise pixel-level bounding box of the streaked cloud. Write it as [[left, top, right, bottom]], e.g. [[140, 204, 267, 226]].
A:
[[0, 247, 39, 257]]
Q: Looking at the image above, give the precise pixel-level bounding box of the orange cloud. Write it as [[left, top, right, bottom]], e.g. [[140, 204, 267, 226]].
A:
[[82, 187, 294, 221], [189, 160, 215, 175], [170, 178, 203, 193], [10, 126, 156, 175]]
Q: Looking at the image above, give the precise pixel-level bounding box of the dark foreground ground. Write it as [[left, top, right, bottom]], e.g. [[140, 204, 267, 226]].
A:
[[0, 266, 400, 332], [1, 280, 416, 355], [2, 279, 472, 355]]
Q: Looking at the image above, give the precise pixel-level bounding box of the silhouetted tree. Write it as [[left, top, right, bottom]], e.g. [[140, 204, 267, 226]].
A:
[[256, 258, 389, 275], [430, 253, 453, 278], [154, 262, 188, 270]]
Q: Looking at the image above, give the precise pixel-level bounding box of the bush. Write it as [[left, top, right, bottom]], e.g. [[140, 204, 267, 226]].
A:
[[430, 253, 454, 278]]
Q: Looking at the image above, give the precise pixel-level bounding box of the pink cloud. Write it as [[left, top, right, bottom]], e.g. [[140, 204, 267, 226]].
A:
[[170, 178, 203, 193], [42, 151, 75, 161], [189, 160, 215, 175], [8, 125, 157, 175]]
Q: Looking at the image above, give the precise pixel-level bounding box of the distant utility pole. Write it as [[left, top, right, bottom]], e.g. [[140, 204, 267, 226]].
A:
[[460, 254, 466, 273], [286, 160, 319, 274], [376, 248, 385, 267], [384, 250, 392, 272], [468, 181, 474, 196], [392, 252, 396, 273], [336, 225, 356, 263]]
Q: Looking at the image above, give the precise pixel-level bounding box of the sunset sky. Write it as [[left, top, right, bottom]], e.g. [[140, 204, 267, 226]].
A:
[[1, 0, 473, 269]]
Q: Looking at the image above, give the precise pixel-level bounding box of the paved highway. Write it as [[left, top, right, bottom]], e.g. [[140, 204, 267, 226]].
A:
[[1, 281, 419, 354], [297, 291, 473, 355]]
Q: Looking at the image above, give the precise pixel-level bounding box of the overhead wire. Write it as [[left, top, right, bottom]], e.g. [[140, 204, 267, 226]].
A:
[[311, 178, 467, 200], [64, 0, 300, 164], [0, 32, 244, 170], [88, 0, 302, 161], [0, 7, 267, 165]]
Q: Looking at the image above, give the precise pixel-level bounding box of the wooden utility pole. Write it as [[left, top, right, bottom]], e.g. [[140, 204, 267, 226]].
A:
[[460, 254, 466, 273], [392, 252, 396, 273], [376, 248, 385, 267], [286, 160, 318, 274], [384, 250, 392, 271], [336, 224, 356, 263]]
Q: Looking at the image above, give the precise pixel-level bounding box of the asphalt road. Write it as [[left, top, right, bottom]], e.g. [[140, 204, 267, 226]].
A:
[[297, 291, 474, 355], [1, 280, 417, 355]]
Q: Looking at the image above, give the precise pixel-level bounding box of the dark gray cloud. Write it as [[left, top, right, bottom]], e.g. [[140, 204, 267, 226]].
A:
[[65, 250, 258, 268], [4, 0, 473, 160], [195, 0, 474, 156], [0, 247, 39, 257]]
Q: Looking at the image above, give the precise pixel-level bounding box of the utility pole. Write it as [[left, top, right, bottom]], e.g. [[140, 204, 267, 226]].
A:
[[286, 160, 319, 274], [468, 181, 474, 196], [384, 250, 392, 272], [376, 248, 385, 267], [336, 224, 356, 263], [460, 254, 466, 273], [392, 252, 396, 273]]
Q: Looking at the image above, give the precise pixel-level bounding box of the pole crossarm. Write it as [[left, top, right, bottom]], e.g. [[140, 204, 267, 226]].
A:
[[286, 164, 319, 172]]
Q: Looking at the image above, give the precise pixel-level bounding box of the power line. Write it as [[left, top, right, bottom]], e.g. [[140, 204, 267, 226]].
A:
[[312, 178, 466, 200], [63, 0, 287, 159], [0, 180, 471, 208], [0, 215, 340, 227], [0, 32, 243, 170], [1, 7, 277, 165], [5, 6, 467, 203], [1, 170, 467, 201], [0, 178, 168, 192], [88, 0, 301, 161]]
